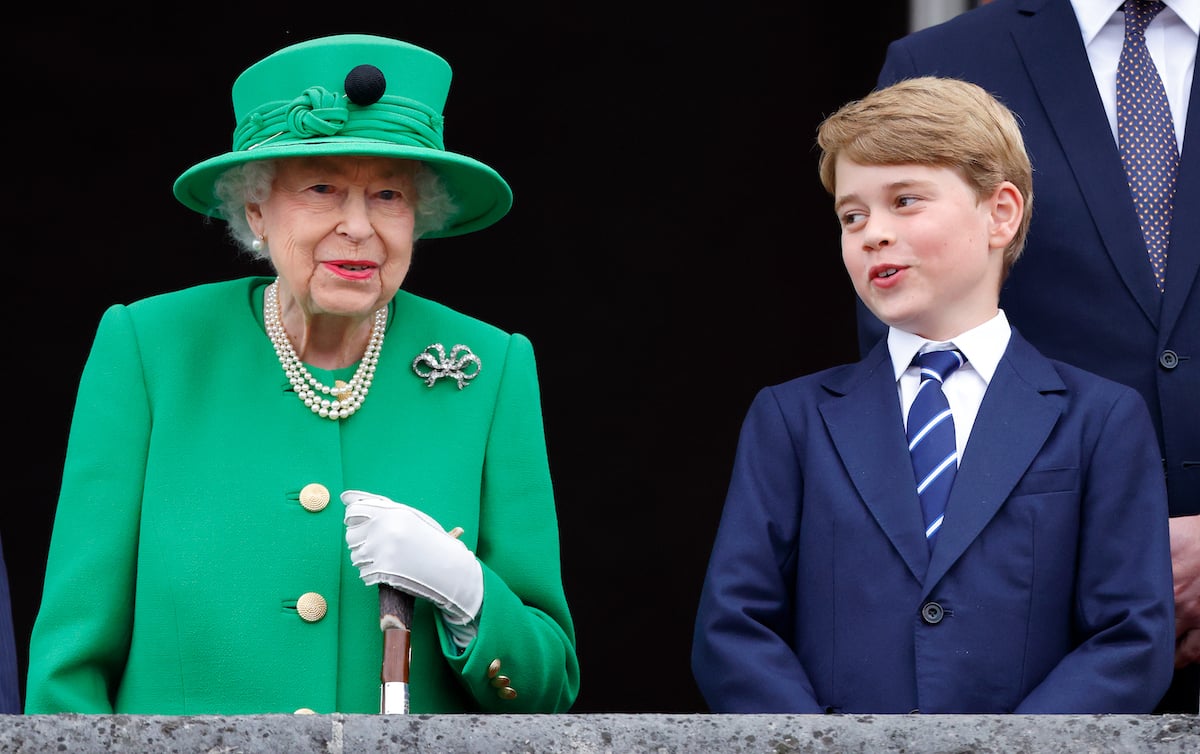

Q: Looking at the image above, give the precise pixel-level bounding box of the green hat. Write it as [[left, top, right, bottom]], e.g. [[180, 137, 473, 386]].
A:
[[173, 34, 512, 238]]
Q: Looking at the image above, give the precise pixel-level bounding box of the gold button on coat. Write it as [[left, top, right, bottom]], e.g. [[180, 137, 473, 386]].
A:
[[296, 592, 328, 622], [487, 659, 502, 679], [299, 483, 330, 512], [497, 686, 518, 700], [294, 708, 316, 715]]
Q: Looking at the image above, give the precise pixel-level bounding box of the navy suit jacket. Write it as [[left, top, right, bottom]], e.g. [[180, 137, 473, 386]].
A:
[[860, 0, 1200, 517], [692, 331, 1175, 713]]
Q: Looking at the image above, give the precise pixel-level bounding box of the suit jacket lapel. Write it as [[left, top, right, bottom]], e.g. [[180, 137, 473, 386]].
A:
[[924, 331, 1066, 592], [1013, 0, 1163, 324], [1160, 50, 1200, 336], [821, 342, 930, 582]]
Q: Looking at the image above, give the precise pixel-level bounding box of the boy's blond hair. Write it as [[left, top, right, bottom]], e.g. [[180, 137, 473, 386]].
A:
[[816, 76, 1034, 275]]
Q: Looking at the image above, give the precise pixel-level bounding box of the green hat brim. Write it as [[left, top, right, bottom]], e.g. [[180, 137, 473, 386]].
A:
[[173, 140, 513, 239]]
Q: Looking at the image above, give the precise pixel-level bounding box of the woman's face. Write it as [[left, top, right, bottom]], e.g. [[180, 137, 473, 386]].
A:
[[248, 155, 419, 320]]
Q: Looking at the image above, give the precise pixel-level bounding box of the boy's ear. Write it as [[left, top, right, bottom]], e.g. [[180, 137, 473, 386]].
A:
[[988, 181, 1023, 249]]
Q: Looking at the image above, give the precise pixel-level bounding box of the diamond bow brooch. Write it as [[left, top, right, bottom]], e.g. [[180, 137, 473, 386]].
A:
[[412, 343, 482, 390]]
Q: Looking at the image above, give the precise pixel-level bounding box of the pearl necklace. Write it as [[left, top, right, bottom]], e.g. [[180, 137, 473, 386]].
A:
[[264, 279, 387, 421]]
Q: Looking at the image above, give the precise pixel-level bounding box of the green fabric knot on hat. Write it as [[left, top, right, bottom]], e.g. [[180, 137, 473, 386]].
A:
[[286, 87, 348, 138]]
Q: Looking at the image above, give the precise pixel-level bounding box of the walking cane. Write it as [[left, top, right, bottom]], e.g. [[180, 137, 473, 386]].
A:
[[379, 585, 414, 714], [378, 525, 464, 714]]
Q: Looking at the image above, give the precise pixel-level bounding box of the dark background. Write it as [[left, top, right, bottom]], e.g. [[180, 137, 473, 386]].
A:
[[5, 5, 909, 713]]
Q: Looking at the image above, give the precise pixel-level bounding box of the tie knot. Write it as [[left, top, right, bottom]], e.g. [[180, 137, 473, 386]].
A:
[[915, 349, 965, 384], [1125, 0, 1165, 34]]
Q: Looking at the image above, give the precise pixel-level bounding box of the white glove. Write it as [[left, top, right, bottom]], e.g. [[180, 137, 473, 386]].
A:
[[342, 490, 484, 626]]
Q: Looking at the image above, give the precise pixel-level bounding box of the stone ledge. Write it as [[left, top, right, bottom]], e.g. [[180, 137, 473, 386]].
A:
[[2, 713, 1197, 753]]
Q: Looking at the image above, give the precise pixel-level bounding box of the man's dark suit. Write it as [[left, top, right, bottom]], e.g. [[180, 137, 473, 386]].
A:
[[858, 0, 1199, 710]]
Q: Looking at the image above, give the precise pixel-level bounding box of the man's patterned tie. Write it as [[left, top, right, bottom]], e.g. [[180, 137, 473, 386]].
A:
[[1117, 0, 1179, 291]]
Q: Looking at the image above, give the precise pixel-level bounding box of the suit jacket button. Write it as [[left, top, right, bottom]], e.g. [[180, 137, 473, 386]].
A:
[[1159, 350, 1179, 369], [294, 708, 317, 715], [487, 659, 502, 679], [299, 483, 331, 512], [921, 602, 944, 624], [297, 592, 328, 622], [497, 686, 518, 700]]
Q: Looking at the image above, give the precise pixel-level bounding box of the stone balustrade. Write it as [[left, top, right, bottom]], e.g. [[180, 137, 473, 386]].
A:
[[1, 712, 1197, 753]]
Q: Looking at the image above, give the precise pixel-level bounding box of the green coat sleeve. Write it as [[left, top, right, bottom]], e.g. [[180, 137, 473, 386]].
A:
[[437, 333, 580, 712]]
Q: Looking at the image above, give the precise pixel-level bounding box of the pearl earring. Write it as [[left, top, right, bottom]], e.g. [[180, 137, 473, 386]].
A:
[[251, 236, 264, 252]]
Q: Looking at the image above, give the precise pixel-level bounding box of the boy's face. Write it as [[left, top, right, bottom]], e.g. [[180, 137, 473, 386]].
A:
[[833, 158, 1017, 342]]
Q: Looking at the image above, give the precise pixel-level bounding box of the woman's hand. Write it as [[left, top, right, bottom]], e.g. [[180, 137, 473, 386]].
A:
[[342, 490, 483, 625]]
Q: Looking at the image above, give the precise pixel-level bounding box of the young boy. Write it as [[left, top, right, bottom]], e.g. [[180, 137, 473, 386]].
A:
[[691, 77, 1176, 714]]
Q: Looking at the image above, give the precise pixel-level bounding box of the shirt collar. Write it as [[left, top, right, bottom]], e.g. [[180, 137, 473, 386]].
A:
[[1072, 0, 1200, 44], [1073, 0, 1125, 45], [887, 310, 1012, 384], [1168, 0, 1200, 34]]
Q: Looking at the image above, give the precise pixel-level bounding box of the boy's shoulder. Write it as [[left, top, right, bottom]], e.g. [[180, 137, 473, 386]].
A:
[[1005, 330, 1138, 400], [762, 348, 889, 403]]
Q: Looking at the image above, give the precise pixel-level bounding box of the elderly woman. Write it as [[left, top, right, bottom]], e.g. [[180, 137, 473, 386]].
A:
[[25, 34, 579, 715]]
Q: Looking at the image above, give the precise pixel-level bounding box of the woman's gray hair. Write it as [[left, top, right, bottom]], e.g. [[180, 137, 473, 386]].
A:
[[213, 159, 459, 260]]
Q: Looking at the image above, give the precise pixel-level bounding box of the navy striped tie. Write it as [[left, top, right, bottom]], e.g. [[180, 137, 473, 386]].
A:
[[907, 349, 965, 549]]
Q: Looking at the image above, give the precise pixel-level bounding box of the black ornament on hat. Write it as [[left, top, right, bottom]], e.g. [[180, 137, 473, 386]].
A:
[[344, 64, 387, 106]]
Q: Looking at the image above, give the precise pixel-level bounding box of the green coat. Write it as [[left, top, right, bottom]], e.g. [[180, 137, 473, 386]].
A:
[[26, 277, 579, 714]]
